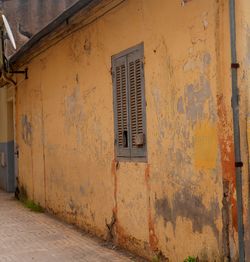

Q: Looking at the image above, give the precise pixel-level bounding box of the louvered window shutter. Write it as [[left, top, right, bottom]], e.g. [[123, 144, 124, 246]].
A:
[[112, 56, 131, 158], [112, 43, 147, 161], [127, 46, 146, 158]]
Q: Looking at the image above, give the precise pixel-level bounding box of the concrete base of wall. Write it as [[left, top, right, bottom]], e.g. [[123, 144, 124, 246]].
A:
[[0, 141, 15, 192]]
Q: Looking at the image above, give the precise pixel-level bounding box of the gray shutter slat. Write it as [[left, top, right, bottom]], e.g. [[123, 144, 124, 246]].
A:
[[127, 45, 146, 158], [112, 55, 130, 158]]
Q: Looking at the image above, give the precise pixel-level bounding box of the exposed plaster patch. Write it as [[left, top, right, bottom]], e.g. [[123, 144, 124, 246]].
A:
[[66, 88, 83, 121], [183, 52, 211, 72], [189, 18, 207, 45], [176, 149, 191, 166], [184, 80, 210, 123], [177, 97, 184, 114], [64, 82, 91, 149], [183, 51, 216, 123], [21, 115, 32, 146], [203, 53, 211, 66], [152, 88, 168, 148], [183, 59, 198, 72], [181, 0, 192, 6], [203, 20, 209, 30], [202, 12, 209, 30]]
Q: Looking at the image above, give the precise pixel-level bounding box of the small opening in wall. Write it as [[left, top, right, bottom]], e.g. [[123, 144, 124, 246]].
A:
[[123, 131, 128, 148]]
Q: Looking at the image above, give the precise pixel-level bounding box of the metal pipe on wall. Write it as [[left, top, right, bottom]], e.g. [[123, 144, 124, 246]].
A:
[[229, 0, 245, 261]]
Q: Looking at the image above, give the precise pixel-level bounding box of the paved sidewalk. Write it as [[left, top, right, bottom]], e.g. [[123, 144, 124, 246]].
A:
[[0, 190, 134, 262]]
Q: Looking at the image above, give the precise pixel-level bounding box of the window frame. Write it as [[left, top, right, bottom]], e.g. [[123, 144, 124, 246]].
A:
[[111, 42, 147, 162]]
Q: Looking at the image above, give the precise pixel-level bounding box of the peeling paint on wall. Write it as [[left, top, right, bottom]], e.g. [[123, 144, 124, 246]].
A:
[[184, 80, 211, 123], [21, 115, 32, 146], [181, 0, 192, 7], [155, 189, 220, 241]]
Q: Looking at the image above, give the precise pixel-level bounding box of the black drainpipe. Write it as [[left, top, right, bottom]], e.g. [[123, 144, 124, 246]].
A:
[[229, 0, 245, 261]]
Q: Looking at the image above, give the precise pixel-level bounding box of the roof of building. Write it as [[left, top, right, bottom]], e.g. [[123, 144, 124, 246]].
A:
[[10, 0, 95, 64]]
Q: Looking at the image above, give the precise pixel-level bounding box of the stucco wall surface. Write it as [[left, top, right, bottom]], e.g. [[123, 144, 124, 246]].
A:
[[14, 0, 248, 260]]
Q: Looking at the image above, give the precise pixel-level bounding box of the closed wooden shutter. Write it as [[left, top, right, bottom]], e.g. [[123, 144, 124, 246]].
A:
[[112, 56, 130, 157], [112, 43, 147, 161], [128, 46, 146, 158]]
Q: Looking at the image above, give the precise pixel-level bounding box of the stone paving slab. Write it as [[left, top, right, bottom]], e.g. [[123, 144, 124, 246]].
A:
[[0, 191, 137, 262]]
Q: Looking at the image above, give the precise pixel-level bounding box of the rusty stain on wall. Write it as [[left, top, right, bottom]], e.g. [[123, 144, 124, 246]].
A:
[[216, 94, 237, 230], [216, 93, 238, 259], [111, 159, 118, 229], [145, 165, 158, 251]]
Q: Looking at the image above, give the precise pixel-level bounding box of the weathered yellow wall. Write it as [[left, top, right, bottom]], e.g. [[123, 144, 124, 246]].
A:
[[14, 0, 248, 260]]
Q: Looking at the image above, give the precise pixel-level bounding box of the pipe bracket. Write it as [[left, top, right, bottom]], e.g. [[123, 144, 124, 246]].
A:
[[235, 162, 243, 167], [231, 63, 240, 69], [9, 67, 28, 79]]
